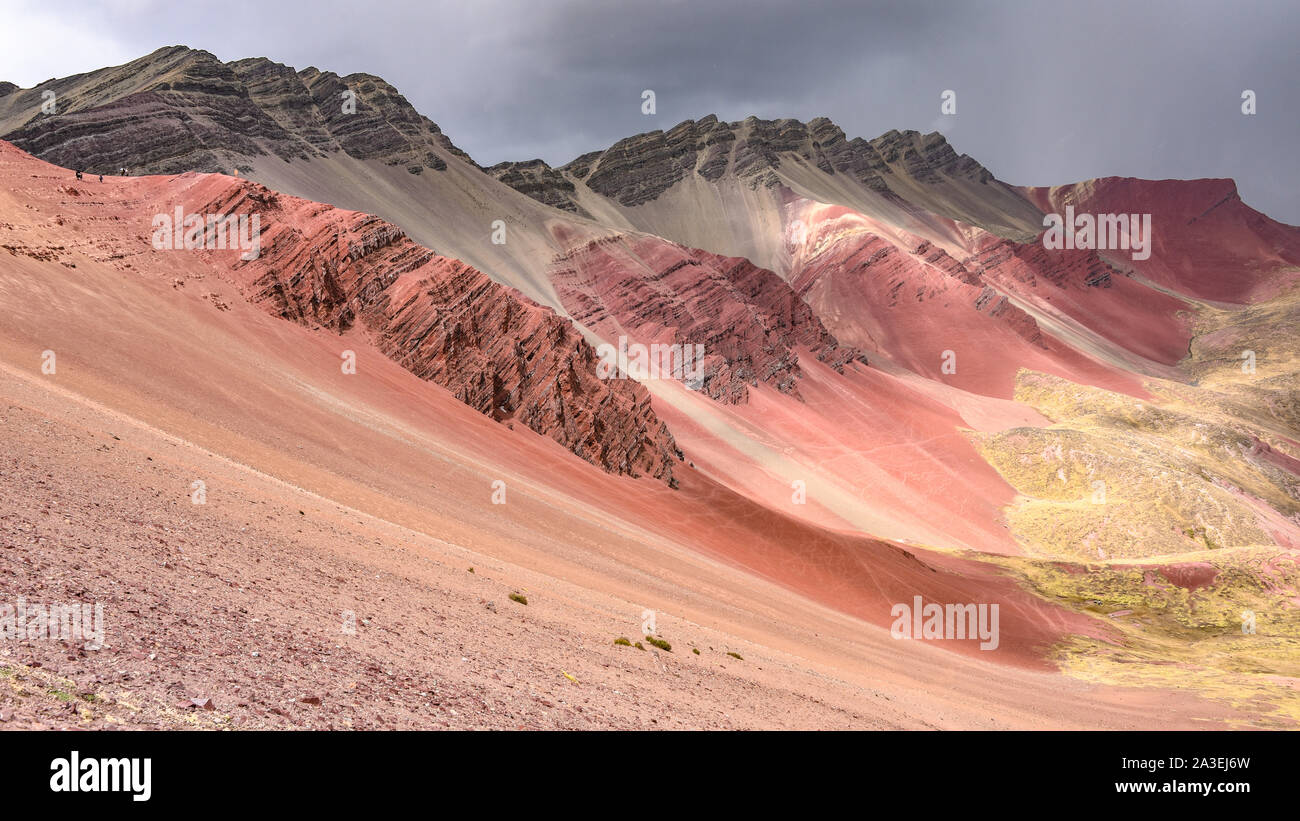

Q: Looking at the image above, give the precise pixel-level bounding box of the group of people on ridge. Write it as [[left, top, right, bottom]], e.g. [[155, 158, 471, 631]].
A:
[[73, 167, 129, 182]]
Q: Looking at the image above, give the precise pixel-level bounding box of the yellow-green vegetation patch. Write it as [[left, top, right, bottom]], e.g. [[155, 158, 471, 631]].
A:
[[973, 369, 1295, 561], [1013, 547, 1300, 633], [969, 283, 1300, 726], [1183, 280, 1300, 399], [997, 546, 1300, 726], [1057, 634, 1300, 729], [975, 424, 1271, 560]]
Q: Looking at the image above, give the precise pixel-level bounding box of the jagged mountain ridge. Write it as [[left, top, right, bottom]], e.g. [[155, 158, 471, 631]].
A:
[[489, 113, 1048, 244], [0, 45, 472, 177], [501, 115, 990, 206]]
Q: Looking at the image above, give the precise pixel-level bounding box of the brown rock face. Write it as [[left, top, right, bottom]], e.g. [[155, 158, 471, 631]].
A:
[[549, 234, 864, 403], [285, 64, 475, 172], [190, 180, 681, 482], [0, 46, 475, 177]]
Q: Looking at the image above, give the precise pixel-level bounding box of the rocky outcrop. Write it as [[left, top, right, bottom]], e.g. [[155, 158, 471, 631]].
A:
[[550, 115, 999, 208], [786, 219, 1050, 358], [549, 234, 865, 403], [967, 237, 1118, 291], [562, 115, 737, 206], [190, 179, 682, 482], [288, 63, 475, 172], [0, 47, 283, 175], [223, 57, 339, 158], [485, 159, 592, 217], [0, 46, 476, 178]]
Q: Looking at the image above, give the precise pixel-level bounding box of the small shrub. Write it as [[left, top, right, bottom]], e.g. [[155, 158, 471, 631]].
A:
[[634, 642, 645, 650], [644, 635, 671, 652], [614, 637, 632, 646], [726, 652, 743, 660], [692, 648, 700, 655], [508, 592, 528, 606]]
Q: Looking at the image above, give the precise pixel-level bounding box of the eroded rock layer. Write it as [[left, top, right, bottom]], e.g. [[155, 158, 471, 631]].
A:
[[549, 234, 864, 403], [181, 179, 681, 481]]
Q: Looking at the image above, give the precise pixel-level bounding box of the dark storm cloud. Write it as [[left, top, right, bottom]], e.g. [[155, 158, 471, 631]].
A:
[[6, 0, 1298, 220]]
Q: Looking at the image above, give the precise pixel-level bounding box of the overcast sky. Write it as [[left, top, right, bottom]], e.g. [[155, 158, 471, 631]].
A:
[[1, 0, 1296, 221]]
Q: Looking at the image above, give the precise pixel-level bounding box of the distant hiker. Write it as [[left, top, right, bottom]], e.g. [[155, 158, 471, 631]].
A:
[[75, 169, 82, 180], [98, 174, 103, 182]]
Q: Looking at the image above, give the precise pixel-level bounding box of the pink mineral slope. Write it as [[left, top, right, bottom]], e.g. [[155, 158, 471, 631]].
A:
[[1019, 178, 1300, 304], [0, 141, 1236, 729], [782, 202, 1168, 399]]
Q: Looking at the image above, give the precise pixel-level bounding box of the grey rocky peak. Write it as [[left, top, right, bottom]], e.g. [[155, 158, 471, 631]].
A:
[[0, 46, 476, 177], [485, 158, 592, 217], [539, 115, 997, 209]]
